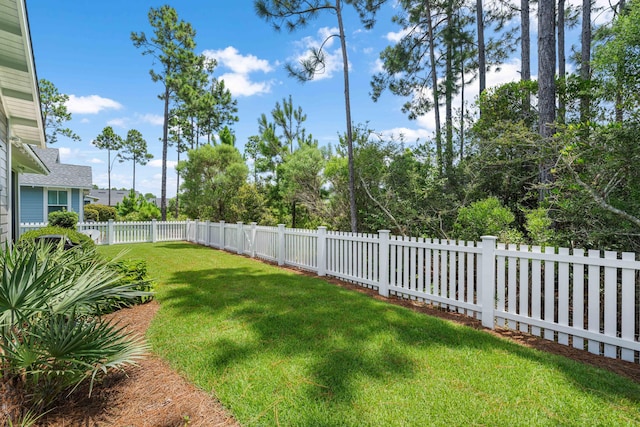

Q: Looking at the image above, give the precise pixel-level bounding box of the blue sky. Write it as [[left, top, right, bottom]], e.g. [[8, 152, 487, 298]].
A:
[[26, 1, 598, 198]]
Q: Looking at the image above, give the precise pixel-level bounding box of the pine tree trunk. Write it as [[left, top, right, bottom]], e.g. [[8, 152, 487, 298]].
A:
[[161, 85, 169, 221], [176, 147, 180, 218], [614, 0, 625, 123], [444, 3, 454, 177], [476, 0, 486, 95], [558, 0, 566, 125], [425, 0, 442, 176], [580, 0, 591, 123], [521, 0, 531, 126], [538, 0, 556, 199], [336, 0, 358, 232]]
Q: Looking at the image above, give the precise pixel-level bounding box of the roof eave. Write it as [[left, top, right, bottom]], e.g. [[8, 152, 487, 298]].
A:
[[11, 137, 49, 174], [0, 0, 46, 148]]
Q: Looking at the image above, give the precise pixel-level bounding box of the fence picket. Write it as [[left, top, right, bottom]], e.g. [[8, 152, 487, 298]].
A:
[[588, 249, 601, 355], [621, 252, 636, 362], [497, 243, 506, 327], [604, 251, 617, 358], [507, 246, 517, 330], [531, 246, 542, 337], [557, 248, 570, 346], [544, 246, 556, 341], [519, 252, 529, 333], [572, 249, 585, 350]]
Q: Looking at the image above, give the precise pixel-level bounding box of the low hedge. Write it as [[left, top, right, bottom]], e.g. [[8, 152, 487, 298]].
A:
[[19, 226, 95, 249]]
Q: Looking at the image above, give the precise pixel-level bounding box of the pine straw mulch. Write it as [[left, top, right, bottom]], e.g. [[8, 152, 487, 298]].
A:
[[34, 258, 640, 426], [36, 301, 238, 427]]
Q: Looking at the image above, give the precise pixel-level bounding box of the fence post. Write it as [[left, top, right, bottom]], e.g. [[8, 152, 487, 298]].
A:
[[378, 230, 390, 297], [480, 235, 498, 329], [278, 224, 285, 266], [108, 219, 115, 245], [151, 219, 157, 243], [317, 226, 327, 276], [237, 222, 244, 254], [195, 219, 200, 244], [250, 223, 257, 258], [219, 221, 225, 249]]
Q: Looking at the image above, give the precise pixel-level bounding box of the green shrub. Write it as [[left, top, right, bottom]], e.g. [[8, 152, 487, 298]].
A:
[[48, 210, 79, 229], [84, 207, 99, 222], [453, 197, 523, 243], [19, 226, 94, 249], [116, 191, 161, 221], [524, 207, 557, 245], [98, 259, 154, 313], [89, 204, 117, 221]]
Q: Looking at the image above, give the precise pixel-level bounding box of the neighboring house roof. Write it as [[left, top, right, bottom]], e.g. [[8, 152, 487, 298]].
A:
[[20, 147, 92, 188], [1, 0, 47, 174], [88, 189, 136, 206]]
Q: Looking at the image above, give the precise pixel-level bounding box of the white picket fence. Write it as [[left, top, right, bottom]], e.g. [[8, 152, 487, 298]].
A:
[[20, 220, 187, 245], [186, 220, 640, 364], [20, 219, 640, 364]]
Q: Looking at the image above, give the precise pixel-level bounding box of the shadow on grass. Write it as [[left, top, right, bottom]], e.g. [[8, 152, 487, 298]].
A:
[[147, 244, 640, 424]]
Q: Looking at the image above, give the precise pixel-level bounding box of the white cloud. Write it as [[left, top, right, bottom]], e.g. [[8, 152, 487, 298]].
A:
[[88, 158, 103, 164], [107, 118, 128, 128], [137, 113, 164, 126], [371, 58, 385, 74], [202, 46, 274, 97], [219, 73, 273, 97], [379, 127, 433, 143], [148, 159, 177, 169], [66, 95, 122, 114], [106, 113, 163, 129], [205, 46, 273, 74], [290, 27, 344, 81], [58, 147, 71, 156], [385, 28, 410, 43]]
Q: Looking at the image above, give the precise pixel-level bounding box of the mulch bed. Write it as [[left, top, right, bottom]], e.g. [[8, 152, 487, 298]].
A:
[[37, 301, 238, 427], [32, 255, 640, 426]]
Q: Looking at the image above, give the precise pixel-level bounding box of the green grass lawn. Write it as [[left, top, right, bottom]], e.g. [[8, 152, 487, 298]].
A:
[[100, 242, 640, 426]]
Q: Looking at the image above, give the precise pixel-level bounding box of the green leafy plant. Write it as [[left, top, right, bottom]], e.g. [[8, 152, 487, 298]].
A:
[[524, 207, 556, 245], [88, 204, 117, 221], [48, 210, 79, 229], [453, 197, 523, 243], [84, 207, 99, 222], [116, 190, 161, 221], [97, 259, 154, 313], [0, 242, 149, 418]]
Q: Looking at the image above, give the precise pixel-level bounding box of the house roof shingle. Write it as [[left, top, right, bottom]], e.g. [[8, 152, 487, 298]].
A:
[[20, 147, 92, 189]]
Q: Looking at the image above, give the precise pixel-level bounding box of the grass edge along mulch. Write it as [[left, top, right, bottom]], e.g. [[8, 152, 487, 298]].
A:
[[99, 243, 640, 425]]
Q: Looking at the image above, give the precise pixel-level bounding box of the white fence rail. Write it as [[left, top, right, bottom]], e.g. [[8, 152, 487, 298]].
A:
[[20, 219, 640, 364], [186, 220, 640, 364], [20, 220, 188, 245]]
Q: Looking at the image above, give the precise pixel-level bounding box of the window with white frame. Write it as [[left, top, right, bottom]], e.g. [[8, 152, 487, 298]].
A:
[[47, 190, 69, 214]]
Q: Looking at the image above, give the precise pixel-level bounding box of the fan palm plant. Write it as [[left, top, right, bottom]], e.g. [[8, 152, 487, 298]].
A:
[[0, 241, 150, 413]]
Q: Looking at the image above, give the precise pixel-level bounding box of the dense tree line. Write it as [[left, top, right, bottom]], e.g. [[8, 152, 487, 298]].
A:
[[39, 2, 628, 251], [169, 1, 639, 252]]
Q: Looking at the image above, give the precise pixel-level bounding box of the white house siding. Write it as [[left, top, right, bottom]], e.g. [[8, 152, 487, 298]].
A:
[[0, 106, 8, 245]]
